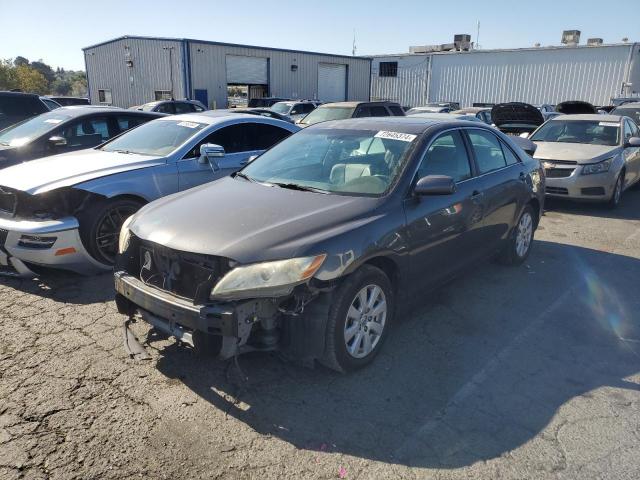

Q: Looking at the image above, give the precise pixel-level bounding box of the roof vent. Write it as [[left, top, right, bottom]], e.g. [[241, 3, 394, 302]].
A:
[[587, 38, 603, 46], [561, 30, 581, 46]]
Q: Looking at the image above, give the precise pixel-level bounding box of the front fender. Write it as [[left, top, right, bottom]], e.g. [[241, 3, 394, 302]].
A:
[[72, 164, 179, 202]]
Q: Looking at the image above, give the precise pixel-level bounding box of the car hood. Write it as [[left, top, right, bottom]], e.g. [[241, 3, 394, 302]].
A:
[[0, 149, 165, 195], [130, 176, 380, 264], [491, 103, 544, 130], [533, 142, 620, 164]]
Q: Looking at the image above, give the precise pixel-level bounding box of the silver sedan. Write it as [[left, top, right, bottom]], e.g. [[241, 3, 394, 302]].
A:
[[0, 112, 299, 276], [529, 114, 640, 208]]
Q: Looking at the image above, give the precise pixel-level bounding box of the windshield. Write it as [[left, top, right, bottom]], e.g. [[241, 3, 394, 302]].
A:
[[100, 119, 205, 156], [240, 128, 417, 196], [0, 111, 72, 147], [611, 107, 640, 125], [531, 120, 620, 146], [300, 106, 354, 125], [271, 102, 293, 115]]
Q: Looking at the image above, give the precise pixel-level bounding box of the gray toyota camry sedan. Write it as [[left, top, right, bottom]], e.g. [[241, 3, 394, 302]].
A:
[[115, 117, 544, 372]]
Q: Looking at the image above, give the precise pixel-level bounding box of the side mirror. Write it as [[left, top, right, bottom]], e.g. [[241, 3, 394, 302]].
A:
[[625, 137, 640, 148], [519, 132, 530, 139], [48, 135, 67, 147], [511, 136, 538, 156], [199, 143, 225, 168], [414, 175, 456, 196]]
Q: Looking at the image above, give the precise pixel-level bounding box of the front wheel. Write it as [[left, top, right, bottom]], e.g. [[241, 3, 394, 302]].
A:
[[607, 172, 624, 209], [498, 205, 535, 266], [320, 265, 393, 373], [78, 198, 143, 266]]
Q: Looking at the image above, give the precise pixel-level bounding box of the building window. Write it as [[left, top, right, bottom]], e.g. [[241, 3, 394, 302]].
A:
[[379, 62, 398, 77], [98, 89, 112, 105], [154, 90, 172, 101]]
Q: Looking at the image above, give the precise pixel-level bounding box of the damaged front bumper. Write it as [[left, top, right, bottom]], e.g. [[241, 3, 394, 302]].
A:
[[115, 270, 333, 363], [0, 216, 108, 276]]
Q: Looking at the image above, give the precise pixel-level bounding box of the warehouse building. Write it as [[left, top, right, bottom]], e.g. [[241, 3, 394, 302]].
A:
[[83, 36, 371, 109], [371, 40, 640, 108]]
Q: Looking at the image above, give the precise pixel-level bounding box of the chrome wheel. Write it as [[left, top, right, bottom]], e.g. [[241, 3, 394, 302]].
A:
[[515, 211, 533, 258], [94, 205, 137, 265], [343, 284, 387, 359]]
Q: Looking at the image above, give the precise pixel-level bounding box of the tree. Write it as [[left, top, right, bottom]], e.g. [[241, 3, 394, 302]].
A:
[[30, 60, 55, 86], [13, 56, 29, 67], [15, 65, 48, 94], [51, 78, 72, 95], [0, 59, 19, 90]]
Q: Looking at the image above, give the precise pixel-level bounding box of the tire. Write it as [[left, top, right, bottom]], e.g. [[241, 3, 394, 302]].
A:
[[607, 172, 624, 209], [78, 198, 143, 267], [320, 265, 393, 373], [498, 205, 535, 266]]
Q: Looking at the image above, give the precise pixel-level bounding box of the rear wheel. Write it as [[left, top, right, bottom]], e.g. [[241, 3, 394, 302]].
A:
[[320, 265, 393, 373], [78, 198, 143, 266], [498, 205, 535, 266]]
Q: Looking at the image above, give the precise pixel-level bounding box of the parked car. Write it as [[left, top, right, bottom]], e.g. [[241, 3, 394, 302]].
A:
[[134, 99, 207, 114], [491, 102, 545, 135], [528, 114, 640, 208], [611, 102, 640, 126], [271, 101, 321, 122], [451, 107, 493, 124], [611, 97, 640, 107], [115, 117, 544, 371], [248, 97, 290, 108], [407, 102, 461, 114], [555, 101, 597, 115], [0, 112, 299, 276], [47, 96, 90, 107], [225, 108, 295, 123], [298, 101, 404, 127], [0, 107, 162, 168], [408, 112, 485, 123], [0, 91, 51, 130]]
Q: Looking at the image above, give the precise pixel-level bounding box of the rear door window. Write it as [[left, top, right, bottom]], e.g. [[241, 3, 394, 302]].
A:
[[370, 106, 390, 116], [116, 115, 147, 132], [174, 102, 195, 114], [245, 123, 293, 150], [417, 130, 472, 182], [60, 116, 111, 147], [355, 107, 372, 118], [467, 130, 508, 174], [155, 103, 175, 114], [389, 105, 404, 116]]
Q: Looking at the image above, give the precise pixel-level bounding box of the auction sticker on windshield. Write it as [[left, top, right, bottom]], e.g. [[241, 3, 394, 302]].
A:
[[44, 119, 63, 124], [599, 122, 619, 127], [375, 131, 417, 142]]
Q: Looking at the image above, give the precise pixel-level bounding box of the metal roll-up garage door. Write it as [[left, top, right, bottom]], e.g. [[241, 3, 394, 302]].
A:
[[226, 55, 268, 84], [318, 63, 347, 102]]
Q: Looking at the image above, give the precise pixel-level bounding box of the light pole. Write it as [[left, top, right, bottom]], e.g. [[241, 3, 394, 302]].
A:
[[163, 46, 175, 100]]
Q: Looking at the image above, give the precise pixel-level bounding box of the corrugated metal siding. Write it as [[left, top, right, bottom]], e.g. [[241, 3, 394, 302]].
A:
[[188, 42, 370, 109], [370, 44, 639, 108], [429, 45, 635, 107], [85, 38, 185, 108], [370, 56, 430, 106]]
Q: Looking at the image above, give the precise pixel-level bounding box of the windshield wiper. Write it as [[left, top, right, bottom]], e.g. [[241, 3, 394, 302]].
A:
[[234, 172, 255, 182], [272, 182, 329, 194]]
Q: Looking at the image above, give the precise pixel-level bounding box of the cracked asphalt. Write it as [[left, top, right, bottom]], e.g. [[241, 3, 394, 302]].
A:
[[1, 191, 640, 480]]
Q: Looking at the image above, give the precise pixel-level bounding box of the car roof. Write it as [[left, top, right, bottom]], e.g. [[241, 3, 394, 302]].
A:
[[156, 110, 291, 125], [310, 116, 485, 135], [0, 91, 40, 99], [613, 102, 640, 108], [453, 107, 489, 113], [319, 101, 398, 108], [410, 112, 479, 121], [552, 114, 622, 122]]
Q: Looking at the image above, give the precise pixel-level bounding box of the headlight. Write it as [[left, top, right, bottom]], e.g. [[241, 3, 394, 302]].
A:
[[210, 254, 326, 300], [581, 156, 615, 175], [117, 215, 134, 254]]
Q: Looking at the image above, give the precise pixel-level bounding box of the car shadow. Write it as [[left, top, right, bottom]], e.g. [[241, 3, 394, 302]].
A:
[[0, 268, 114, 305], [154, 240, 640, 468], [544, 188, 640, 220]]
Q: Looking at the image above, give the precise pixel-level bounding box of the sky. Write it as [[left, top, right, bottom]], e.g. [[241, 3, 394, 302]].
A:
[[1, 0, 637, 71]]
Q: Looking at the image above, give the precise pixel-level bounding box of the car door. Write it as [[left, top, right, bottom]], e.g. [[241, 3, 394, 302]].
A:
[[177, 122, 292, 191], [622, 119, 640, 187], [403, 129, 485, 292], [465, 128, 525, 251]]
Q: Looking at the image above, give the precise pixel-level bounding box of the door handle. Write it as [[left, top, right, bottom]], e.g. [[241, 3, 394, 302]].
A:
[[519, 172, 526, 182], [471, 190, 484, 199]]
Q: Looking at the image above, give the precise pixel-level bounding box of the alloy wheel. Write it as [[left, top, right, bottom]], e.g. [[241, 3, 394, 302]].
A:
[[515, 212, 533, 258], [343, 284, 387, 359], [94, 205, 138, 265]]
